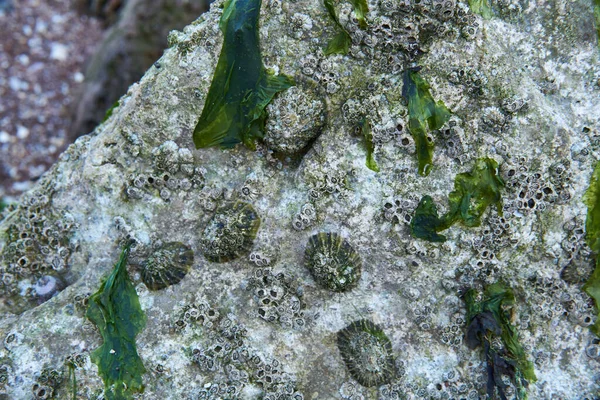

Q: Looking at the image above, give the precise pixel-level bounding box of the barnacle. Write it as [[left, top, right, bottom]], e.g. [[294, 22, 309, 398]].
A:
[[464, 283, 536, 400], [583, 161, 600, 335], [192, 0, 295, 149], [402, 67, 451, 176], [411, 158, 504, 242], [201, 201, 260, 263], [141, 242, 194, 290], [337, 319, 395, 387], [304, 232, 362, 292], [86, 244, 146, 400]]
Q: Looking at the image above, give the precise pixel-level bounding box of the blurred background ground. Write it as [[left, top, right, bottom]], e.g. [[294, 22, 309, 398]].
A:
[[0, 0, 209, 202]]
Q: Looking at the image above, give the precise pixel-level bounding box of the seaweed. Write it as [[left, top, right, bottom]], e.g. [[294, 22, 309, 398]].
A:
[[411, 158, 504, 242], [464, 283, 536, 400], [102, 100, 120, 123], [359, 118, 379, 172], [193, 0, 295, 149], [583, 161, 600, 335], [348, 0, 369, 29], [402, 67, 451, 176], [410, 195, 447, 242], [468, 0, 493, 19], [86, 244, 146, 400], [324, 0, 352, 55]]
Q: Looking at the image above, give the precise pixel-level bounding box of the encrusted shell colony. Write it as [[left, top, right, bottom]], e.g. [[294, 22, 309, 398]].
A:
[[141, 242, 194, 290], [337, 319, 396, 388], [304, 232, 362, 292], [201, 201, 260, 263]]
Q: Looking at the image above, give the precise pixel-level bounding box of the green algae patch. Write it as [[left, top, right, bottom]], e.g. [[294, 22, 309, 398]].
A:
[[402, 67, 451, 176], [324, 0, 352, 55], [411, 158, 504, 242], [465, 283, 536, 400], [583, 161, 600, 335], [468, 0, 492, 19], [86, 245, 146, 400], [359, 118, 379, 172], [102, 100, 120, 123], [411, 195, 447, 243], [193, 0, 295, 149], [348, 0, 369, 29]]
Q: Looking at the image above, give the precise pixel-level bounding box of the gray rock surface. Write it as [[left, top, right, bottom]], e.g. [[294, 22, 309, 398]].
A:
[[0, 0, 599, 398]]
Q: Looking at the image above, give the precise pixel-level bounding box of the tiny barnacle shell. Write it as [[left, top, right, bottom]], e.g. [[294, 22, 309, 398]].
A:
[[201, 201, 260, 263], [304, 232, 361, 292], [141, 242, 194, 290], [337, 319, 396, 387]]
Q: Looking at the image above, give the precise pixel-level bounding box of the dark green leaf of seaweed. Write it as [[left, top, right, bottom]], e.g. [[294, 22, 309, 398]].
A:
[[411, 158, 504, 242], [193, 0, 295, 149], [359, 118, 379, 172], [410, 195, 447, 242], [465, 283, 536, 400], [468, 0, 493, 19], [583, 161, 600, 336], [102, 100, 120, 123], [324, 0, 352, 55], [402, 67, 451, 176], [86, 245, 146, 400]]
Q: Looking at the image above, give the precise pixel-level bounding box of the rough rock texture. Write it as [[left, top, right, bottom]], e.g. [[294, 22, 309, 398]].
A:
[[0, 0, 599, 398]]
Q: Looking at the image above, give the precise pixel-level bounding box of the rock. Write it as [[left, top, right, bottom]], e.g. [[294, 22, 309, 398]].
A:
[[0, 0, 599, 398]]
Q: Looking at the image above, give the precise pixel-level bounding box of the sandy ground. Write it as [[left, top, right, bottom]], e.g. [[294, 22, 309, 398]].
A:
[[0, 0, 103, 200]]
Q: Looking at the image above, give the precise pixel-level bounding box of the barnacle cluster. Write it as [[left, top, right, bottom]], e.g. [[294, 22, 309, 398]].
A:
[[140, 241, 194, 290], [201, 201, 260, 263], [500, 157, 571, 215], [174, 301, 304, 399], [125, 141, 205, 201], [264, 84, 327, 155], [247, 268, 307, 329], [304, 232, 362, 292], [31, 368, 63, 400], [0, 191, 77, 314], [337, 319, 396, 387]]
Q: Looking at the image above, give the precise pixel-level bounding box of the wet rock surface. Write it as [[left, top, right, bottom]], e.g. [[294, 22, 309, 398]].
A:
[[0, 0, 599, 398]]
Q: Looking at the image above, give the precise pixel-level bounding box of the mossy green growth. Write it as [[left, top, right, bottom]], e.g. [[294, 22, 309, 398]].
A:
[[86, 245, 146, 400], [102, 100, 120, 123], [324, 0, 352, 55], [193, 0, 295, 149], [359, 118, 379, 172], [402, 67, 451, 176], [411, 158, 504, 242], [468, 0, 492, 19], [583, 161, 600, 336], [465, 283, 536, 400]]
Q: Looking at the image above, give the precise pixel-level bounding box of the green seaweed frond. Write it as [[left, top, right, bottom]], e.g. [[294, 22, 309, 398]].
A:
[[193, 0, 295, 149], [86, 244, 146, 400], [324, 0, 352, 55], [402, 67, 451, 176], [468, 0, 493, 19], [102, 100, 120, 123], [410, 195, 447, 242], [348, 0, 369, 29], [465, 283, 536, 400], [359, 118, 379, 172], [411, 158, 504, 242], [583, 161, 600, 336]]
